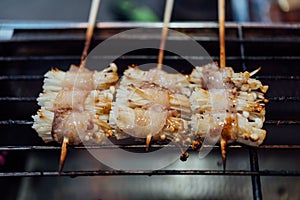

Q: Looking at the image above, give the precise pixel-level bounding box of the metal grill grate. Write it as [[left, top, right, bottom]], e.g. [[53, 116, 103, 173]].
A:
[[0, 22, 300, 200]]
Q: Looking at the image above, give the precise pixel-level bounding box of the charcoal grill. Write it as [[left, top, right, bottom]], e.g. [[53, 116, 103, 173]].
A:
[[0, 22, 300, 199]]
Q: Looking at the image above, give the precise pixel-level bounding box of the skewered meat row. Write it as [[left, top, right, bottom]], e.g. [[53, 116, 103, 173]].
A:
[[32, 62, 268, 167], [109, 67, 192, 151], [32, 64, 119, 145], [188, 63, 268, 162], [42, 64, 118, 92]]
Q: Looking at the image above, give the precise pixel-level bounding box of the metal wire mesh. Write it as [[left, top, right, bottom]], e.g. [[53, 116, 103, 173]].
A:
[[0, 22, 300, 200]]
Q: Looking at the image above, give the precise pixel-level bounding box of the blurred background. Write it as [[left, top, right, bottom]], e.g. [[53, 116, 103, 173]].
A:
[[0, 0, 300, 23]]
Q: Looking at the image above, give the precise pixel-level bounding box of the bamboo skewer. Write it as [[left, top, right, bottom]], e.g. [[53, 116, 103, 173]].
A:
[[157, 0, 174, 70], [80, 0, 101, 68], [218, 0, 226, 69], [58, 137, 69, 174], [146, 0, 174, 151], [219, 0, 227, 170], [59, 0, 101, 174]]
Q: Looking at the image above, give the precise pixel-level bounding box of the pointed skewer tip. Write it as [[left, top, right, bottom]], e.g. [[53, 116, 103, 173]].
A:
[[250, 67, 262, 77], [146, 134, 152, 151], [220, 139, 227, 171], [58, 137, 69, 175]]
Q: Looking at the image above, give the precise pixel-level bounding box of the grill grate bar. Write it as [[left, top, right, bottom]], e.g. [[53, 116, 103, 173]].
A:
[[249, 149, 263, 200], [1, 120, 300, 125], [0, 75, 43, 81], [0, 97, 36, 101], [1, 55, 300, 62], [0, 120, 33, 125], [244, 56, 300, 60], [1, 170, 300, 177], [268, 96, 300, 102], [1, 75, 299, 81], [1, 96, 299, 102], [255, 76, 300, 80], [238, 26, 246, 71], [264, 120, 300, 125], [239, 25, 263, 200], [0, 55, 79, 61], [2, 36, 300, 43], [1, 145, 300, 151]]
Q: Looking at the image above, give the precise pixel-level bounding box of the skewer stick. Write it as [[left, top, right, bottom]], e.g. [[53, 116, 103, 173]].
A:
[[157, 0, 174, 70], [218, 0, 226, 68], [220, 138, 227, 171], [219, 0, 227, 169], [146, 134, 152, 151], [58, 0, 101, 174], [80, 0, 101, 68], [58, 137, 69, 174]]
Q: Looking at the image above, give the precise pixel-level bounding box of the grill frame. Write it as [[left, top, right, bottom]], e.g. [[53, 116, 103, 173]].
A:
[[1, 22, 300, 200]]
